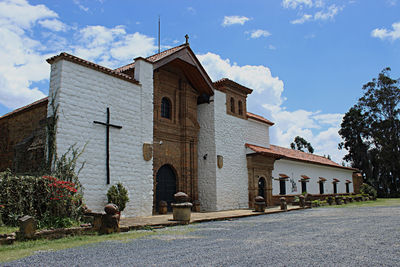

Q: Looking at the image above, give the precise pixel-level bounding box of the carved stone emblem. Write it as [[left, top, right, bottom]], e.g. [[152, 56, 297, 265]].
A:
[[143, 143, 153, 161], [217, 155, 223, 169]]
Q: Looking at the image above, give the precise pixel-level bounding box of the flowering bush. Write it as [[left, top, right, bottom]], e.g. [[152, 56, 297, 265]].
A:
[[0, 171, 83, 227]]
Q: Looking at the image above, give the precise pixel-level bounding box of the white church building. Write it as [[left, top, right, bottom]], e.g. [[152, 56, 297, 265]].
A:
[[31, 42, 359, 216]]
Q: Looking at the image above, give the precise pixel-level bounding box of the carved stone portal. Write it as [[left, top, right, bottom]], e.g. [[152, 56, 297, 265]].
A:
[[143, 143, 153, 161]]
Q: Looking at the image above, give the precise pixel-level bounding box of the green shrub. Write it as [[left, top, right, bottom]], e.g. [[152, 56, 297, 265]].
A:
[[0, 171, 83, 227], [107, 183, 129, 212], [360, 184, 377, 199]]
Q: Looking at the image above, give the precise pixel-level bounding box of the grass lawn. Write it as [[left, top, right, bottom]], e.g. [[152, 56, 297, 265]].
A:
[[0, 226, 19, 235], [327, 198, 400, 208], [0, 227, 192, 263]]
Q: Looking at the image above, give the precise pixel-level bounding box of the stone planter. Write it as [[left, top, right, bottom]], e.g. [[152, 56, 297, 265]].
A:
[[172, 203, 193, 222], [159, 201, 168, 215], [254, 196, 266, 212], [172, 192, 192, 222], [100, 203, 120, 234]]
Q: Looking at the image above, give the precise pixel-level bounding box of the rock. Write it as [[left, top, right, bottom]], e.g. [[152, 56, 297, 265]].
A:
[[159, 201, 168, 215]]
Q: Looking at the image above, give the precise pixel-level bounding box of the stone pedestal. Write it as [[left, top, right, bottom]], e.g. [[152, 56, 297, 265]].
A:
[[280, 197, 287, 211], [254, 196, 266, 212], [18, 215, 36, 239], [100, 204, 120, 234]]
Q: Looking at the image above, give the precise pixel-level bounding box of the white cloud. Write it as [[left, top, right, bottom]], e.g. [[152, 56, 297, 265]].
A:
[[73, 0, 89, 12], [72, 25, 157, 67], [222, 15, 250, 26], [282, 0, 313, 9], [0, 0, 59, 109], [371, 22, 400, 41], [268, 45, 276, 50], [314, 4, 342, 21], [198, 51, 347, 163], [38, 19, 67, 32], [291, 14, 312, 24], [247, 29, 271, 39]]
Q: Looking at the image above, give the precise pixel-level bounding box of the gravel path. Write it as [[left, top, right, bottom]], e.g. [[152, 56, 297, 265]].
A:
[[4, 206, 400, 267]]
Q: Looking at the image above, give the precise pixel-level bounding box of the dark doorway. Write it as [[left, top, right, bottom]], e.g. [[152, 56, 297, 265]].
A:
[[279, 180, 286, 195], [258, 177, 266, 198], [319, 182, 324, 194], [333, 183, 338, 194], [301, 181, 307, 193], [346, 183, 350, 194], [156, 164, 177, 211]]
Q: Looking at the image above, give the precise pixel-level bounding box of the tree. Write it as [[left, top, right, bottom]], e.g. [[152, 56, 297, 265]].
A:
[[339, 68, 400, 197], [290, 136, 314, 153]]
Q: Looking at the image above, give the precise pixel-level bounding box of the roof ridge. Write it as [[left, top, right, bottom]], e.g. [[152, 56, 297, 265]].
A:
[[0, 97, 48, 120]]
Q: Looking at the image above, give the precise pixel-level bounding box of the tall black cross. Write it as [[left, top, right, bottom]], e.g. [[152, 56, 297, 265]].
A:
[[93, 107, 122, 184]]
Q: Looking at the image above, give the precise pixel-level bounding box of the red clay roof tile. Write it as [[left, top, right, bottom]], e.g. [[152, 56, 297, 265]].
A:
[[0, 97, 48, 121], [246, 112, 274, 126], [245, 143, 358, 171]]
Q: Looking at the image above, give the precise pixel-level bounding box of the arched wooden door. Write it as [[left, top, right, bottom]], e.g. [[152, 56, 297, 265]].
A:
[[156, 164, 177, 211], [258, 177, 266, 198]]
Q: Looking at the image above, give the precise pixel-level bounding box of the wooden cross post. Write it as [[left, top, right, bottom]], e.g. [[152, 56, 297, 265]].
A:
[[94, 107, 122, 184]]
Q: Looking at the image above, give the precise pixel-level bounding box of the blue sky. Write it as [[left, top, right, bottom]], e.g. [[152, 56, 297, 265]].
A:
[[0, 0, 399, 163]]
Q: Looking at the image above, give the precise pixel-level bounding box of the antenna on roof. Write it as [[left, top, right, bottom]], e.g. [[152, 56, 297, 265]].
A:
[[158, 15, 161, 53]]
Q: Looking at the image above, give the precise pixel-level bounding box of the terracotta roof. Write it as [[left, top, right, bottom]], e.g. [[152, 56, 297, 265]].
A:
[[213, 78, 253, 94], [247, 112, 274, 126], [333, 178, 340, 183], [0, 97, 48, 121], [346, 179, 352, 183], [245, 143, 358, 171], [279, 173, 289, 179], [46, 53, 139, 85], [300, 175, 310, 180], [319, 177, 327, 182], [115, 44, 188, 73]]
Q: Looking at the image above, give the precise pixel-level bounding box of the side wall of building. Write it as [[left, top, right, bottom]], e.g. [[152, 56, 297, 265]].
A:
[[0, 100, 47, 173], [48, 59, 154, 217], [197, 98, 217, 211], [245, 119, 270, 148], [214, 90, 249, 210], [272, 159, 354, 196]]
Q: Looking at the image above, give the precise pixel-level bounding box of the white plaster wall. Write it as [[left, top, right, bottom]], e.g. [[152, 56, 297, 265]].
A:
[[197, 98, 217, 211], [48, 59, 154, 217], [214, 90, 249, 210], [245, 119, 270, 148], [272, 159, 354, 195]]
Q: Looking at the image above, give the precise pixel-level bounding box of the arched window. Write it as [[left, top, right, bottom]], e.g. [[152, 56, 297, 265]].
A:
[[161, 97, 171, 119], [238, 100, 243, 115], [230, 97, 235, 113]]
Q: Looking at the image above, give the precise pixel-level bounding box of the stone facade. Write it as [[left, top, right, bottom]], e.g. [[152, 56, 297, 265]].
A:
[[152, 66, 201, 212], [0, 98, 48, 173]]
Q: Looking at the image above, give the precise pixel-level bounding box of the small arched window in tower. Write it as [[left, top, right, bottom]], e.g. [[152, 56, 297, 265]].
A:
[[238, 100, 243, 115], [161, 97, 171, 119], [230, 97, 235, 113]]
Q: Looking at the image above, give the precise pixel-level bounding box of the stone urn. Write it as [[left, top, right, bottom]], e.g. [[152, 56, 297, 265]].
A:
[[280, 197, 287, 211], [100, 203, 120, 234], [299, 195, 305, 208], [254, 196, 266, 212], [172, 192, 192, 222], [159, 201, 168, 215]]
